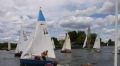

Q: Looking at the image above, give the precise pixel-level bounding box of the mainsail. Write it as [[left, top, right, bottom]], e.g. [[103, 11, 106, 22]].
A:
[[15, 25, 28, 53], [93, 36, 101, 49], [83, 36, 87, 48], [61, 33, 71, 51]]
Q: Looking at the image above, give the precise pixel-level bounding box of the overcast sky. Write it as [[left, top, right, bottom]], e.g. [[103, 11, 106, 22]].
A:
[[0, 0, 119, 42]]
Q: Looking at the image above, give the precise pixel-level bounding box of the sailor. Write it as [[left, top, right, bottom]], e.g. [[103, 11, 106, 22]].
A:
[[34, 56, 41, 60], [41, 50, 48, 61]]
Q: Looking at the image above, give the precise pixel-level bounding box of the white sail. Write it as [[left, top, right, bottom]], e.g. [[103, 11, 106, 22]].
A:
[[83, 36, 87, 48], [8, 42, 11, 50], [15, 25, 28, 53], [62, 33, 71, 51], [93, 36, 101, 49], [21, 22, 56, 59], [51, 39, 55, 49]]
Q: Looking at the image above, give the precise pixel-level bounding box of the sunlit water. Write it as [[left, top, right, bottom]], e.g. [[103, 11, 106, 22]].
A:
[[0, 46, 120, 66]]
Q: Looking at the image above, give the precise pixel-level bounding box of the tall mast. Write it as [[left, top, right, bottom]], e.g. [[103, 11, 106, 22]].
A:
[[87, 25, 91, 49], [114, 0, 118, 66]]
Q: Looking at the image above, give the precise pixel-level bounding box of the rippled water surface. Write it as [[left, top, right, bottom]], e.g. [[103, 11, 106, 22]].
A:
[[0, 46, 120, 66]]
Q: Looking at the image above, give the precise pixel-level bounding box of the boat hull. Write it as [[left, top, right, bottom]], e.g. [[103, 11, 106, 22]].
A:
[[20, 59, 57, 66], [14, 53, 22, 57], [61, 49, 71, 53]]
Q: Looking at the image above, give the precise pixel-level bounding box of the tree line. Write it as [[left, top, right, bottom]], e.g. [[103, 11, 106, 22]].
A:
[[52, 31, 115, 49], [0, 31, 115, 50]]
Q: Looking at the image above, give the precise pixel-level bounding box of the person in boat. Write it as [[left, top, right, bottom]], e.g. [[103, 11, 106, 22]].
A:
[[41, 50, 48, 61], [34, 56, 41, 60]]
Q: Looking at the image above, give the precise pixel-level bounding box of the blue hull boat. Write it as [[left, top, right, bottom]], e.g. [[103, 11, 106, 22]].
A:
[[20, 59, 57, 66]]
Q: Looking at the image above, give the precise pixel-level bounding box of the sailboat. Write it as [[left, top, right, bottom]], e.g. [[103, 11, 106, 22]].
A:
[[20, 8, 57, 66], [15, 25, 28, 57], [61, 33, 71, 53], [83, 27, 90, 48], [6, 41, 11, 51], [83, 34, 87, 48], [93, 35, 101, 52]]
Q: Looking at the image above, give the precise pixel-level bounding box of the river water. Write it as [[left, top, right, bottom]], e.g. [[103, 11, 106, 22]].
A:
[[0, 46, 120, 66]]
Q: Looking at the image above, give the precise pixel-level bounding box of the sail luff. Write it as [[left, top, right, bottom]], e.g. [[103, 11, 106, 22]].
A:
[[62, 34, 67, 51]]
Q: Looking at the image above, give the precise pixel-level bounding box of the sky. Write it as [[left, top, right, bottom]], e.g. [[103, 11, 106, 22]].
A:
[[0, 0, 119, 42]]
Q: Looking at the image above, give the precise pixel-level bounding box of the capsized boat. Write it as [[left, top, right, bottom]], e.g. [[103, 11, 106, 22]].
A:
[[61, 33, 71, 53], [20, 8, 58, 66], [93, 35, 101, 52]]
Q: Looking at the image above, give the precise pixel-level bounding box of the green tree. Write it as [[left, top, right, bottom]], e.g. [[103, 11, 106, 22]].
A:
[[108, 39, 115, 46], [51, 37, 60, 47], [90, 33, 97, 48], [76, 31, 86, 45], [68, 31, 77, 42]]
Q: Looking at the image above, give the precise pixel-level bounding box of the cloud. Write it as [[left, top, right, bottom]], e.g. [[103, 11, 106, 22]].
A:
[[59, 16, 93, 30], [0, 0, 117, 42], [98, 1, 114, 14]]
